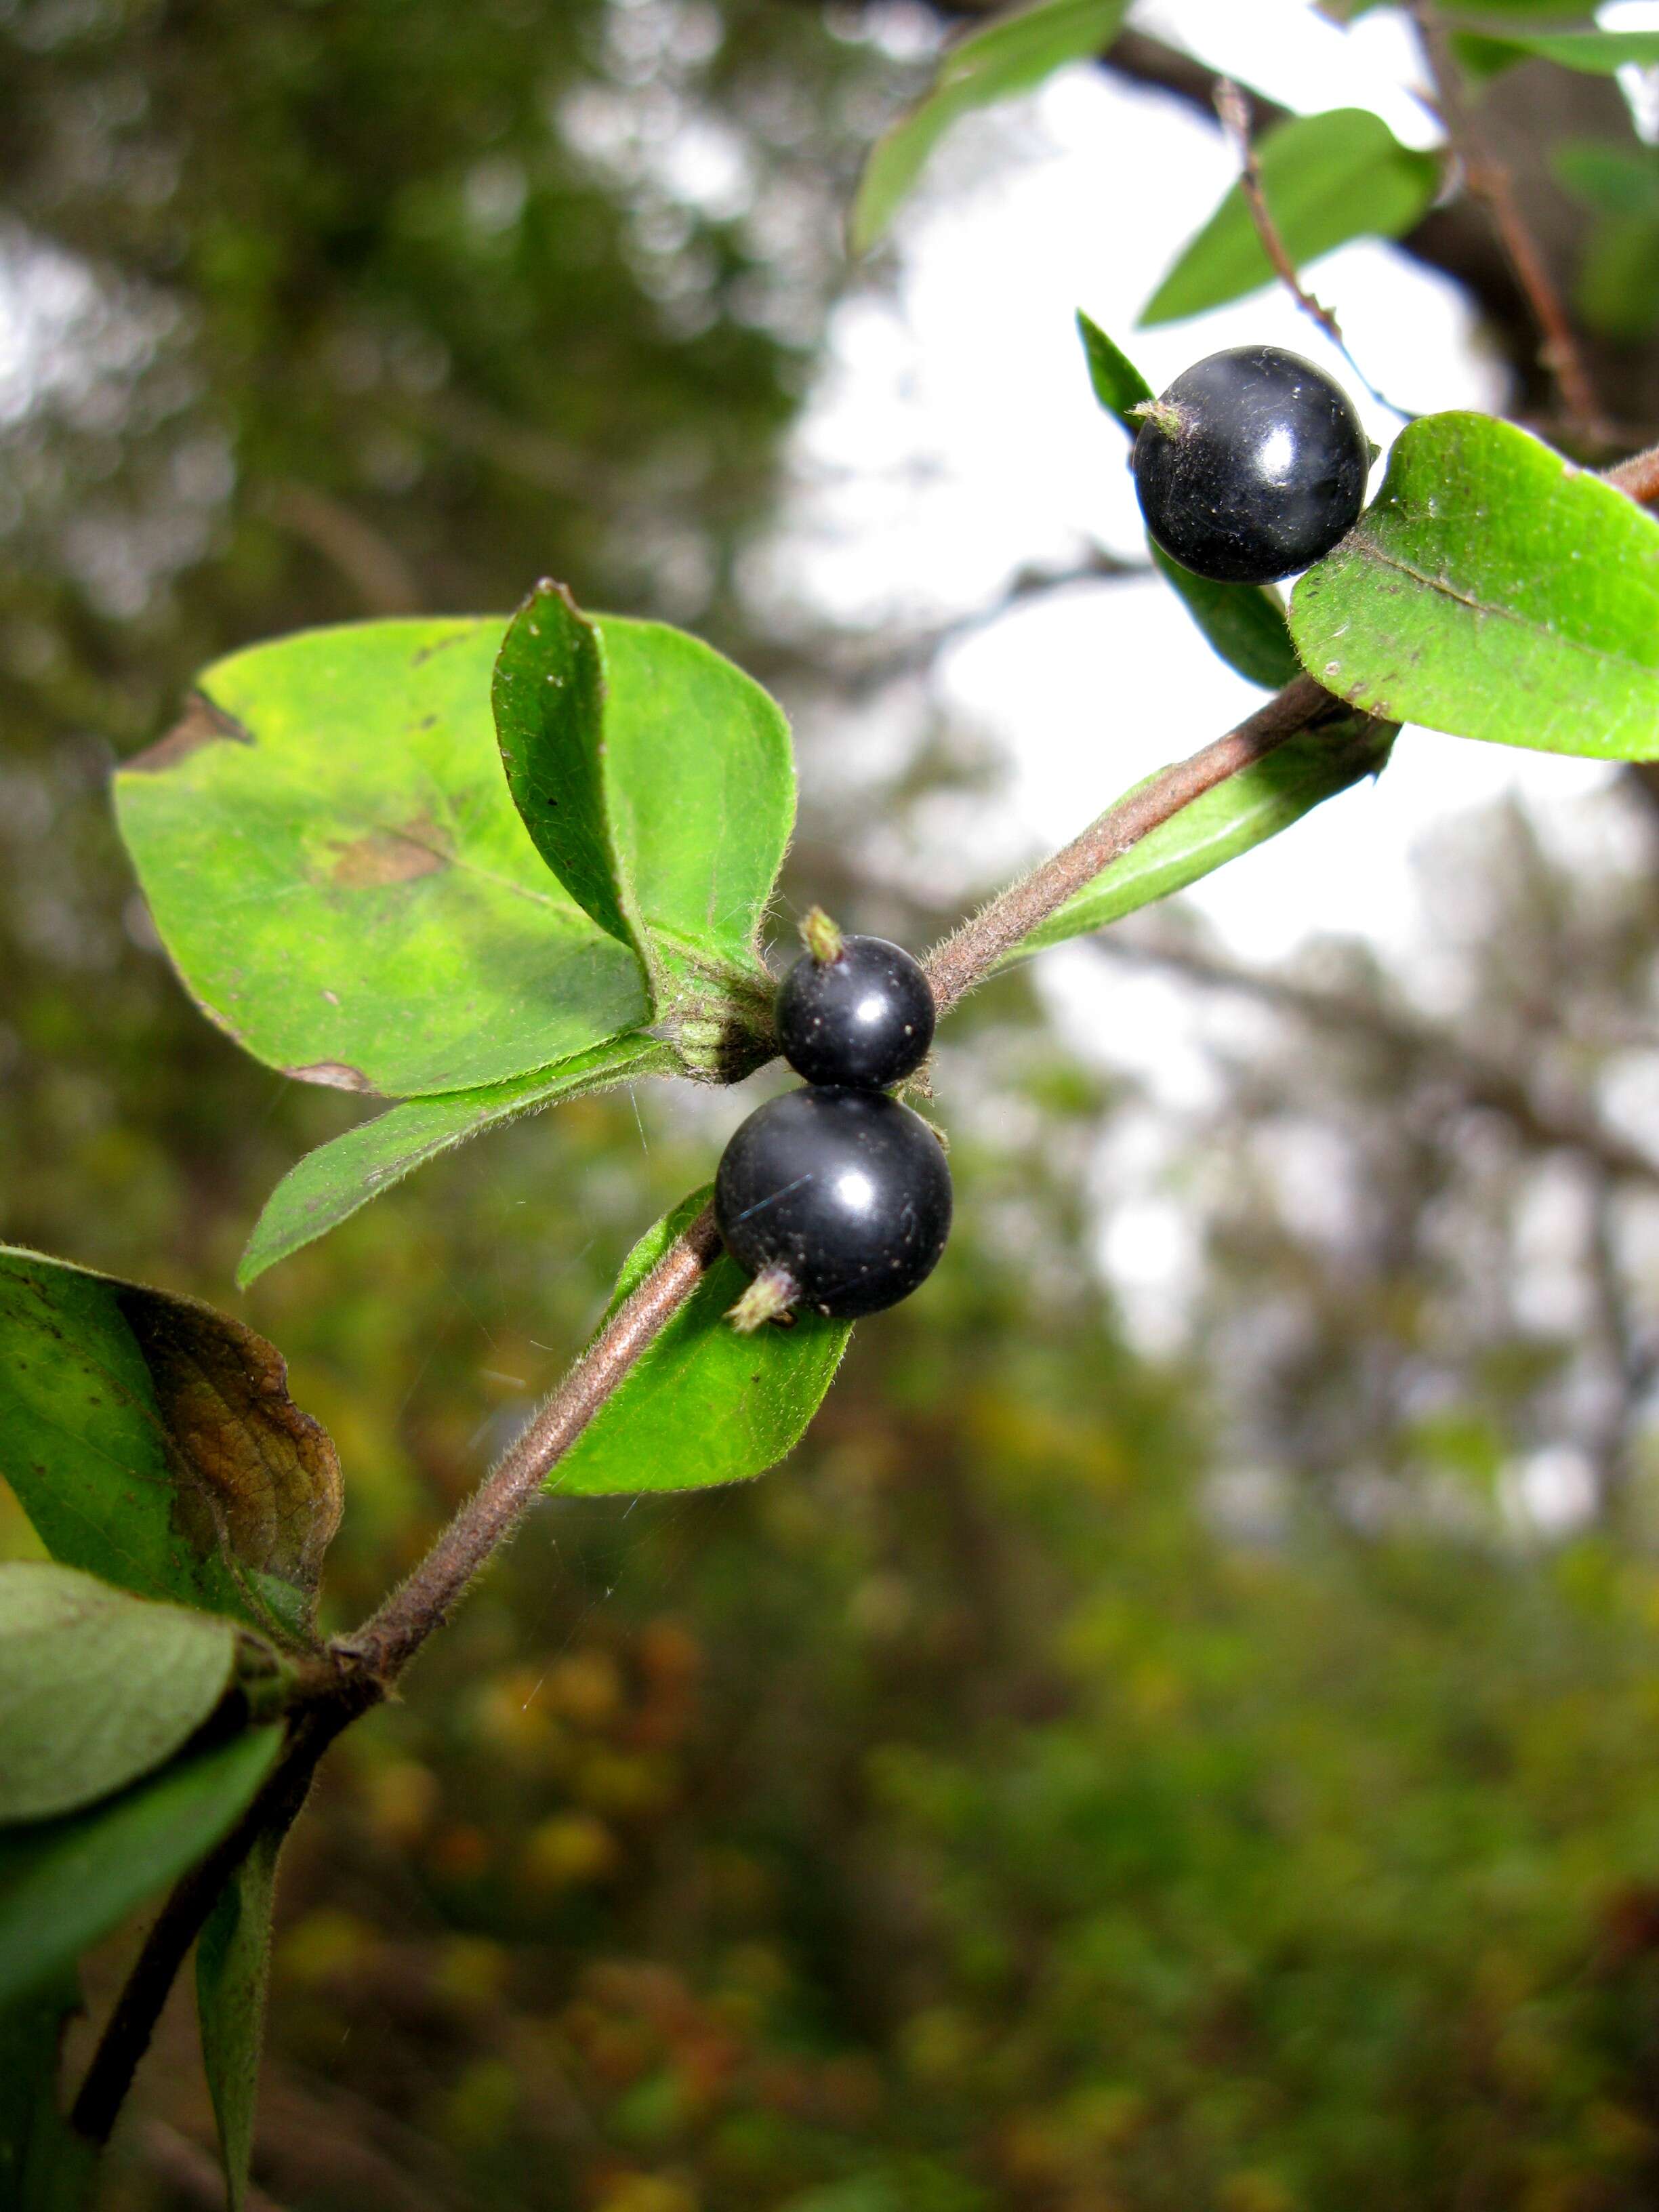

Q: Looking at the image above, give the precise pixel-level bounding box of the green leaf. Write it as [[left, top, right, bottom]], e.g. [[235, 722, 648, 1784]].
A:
[[493, 584, 791, 1040], [1555, 140, 1659, 220], [552, 1189, 852, 1496], [114, 618, 649, 1099], [1140, 109, 1441, 327], [1576, 213, 1659, 342], [1448, 24, 1659, 73], [1289, 413, 1659, 758], [198, 1828, 282, 2212], [1149, 546, 1303, 692], [998, 716, 1395, 963], [1076, 308, 1152, 428], [1075, 313, 1300, 691], [0, 1563, 240, 1824], [0, 1969, 96, 2212], [0, 1248, 342, 1641], [0, 1726, 281, 2006], [851, 0, 1131, 252], [238, 1031, 674, 1286]]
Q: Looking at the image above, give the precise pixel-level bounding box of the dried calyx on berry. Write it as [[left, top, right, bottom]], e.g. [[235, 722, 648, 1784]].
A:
[[717, 1087, 952, 1330], [1130, 345, 1369, 586], [775, 907, 936, 1092]]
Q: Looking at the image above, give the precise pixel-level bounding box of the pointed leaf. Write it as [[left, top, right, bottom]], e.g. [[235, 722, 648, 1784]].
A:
[[851, 0, 1131, 252], [1447, 25, 1659, 73], [115, 619, 649, 1099], [0, 1969, 96, 2212], [1149, 546, 1302, 691], [0, 1727, 281, 2006], [1290, 413, 1659, 758], [552, 1190, 851, 1496], [0, 1248, 342, 1641], [493, 583, 792, 1029], [239, 1031, 674, 1286], [1076, 308, 1152, 428], [1076, 313, 1299, 689], [199, 1828, 283, 2212], [998, 715, 1395, 962], [1141, 109, 1441, 327], [0, 1563, 240, 1824]]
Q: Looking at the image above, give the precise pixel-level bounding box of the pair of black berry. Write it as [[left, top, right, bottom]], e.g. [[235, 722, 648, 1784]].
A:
[[1131, 345, 1370, 586], [716, 914, 951, 1326]]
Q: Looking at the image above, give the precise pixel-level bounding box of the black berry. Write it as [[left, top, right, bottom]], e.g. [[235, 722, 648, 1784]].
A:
[[715, 1086, 952, 1320], [1131, 345, 1368, 586], [775, 932, 935, 1090]]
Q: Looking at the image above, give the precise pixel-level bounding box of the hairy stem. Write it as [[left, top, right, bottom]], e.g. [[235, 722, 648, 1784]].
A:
[[73, 670, 1360, 2140], [923, 673, 1340, 1017], [342, 1200, 723, 1681], [1607, 442, 1659, 506]]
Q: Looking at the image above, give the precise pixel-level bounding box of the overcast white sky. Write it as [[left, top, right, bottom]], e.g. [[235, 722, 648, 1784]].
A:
[[773, 0, 1657, 967]]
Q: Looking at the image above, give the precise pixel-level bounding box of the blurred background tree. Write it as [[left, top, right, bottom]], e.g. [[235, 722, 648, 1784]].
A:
[[11, 1, 1659, 2207]]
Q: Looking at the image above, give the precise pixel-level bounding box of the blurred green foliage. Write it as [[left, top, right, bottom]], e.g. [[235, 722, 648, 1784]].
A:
[[9, 1, 1659, 2207]]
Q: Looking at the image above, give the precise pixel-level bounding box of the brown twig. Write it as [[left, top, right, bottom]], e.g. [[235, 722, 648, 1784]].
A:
[[923, 673, 1343, 1017], [342, 1200, 724, 1681], [73, 672, 1369, 2142], [1408, 3, 1611, 446], [1212, 80, 1412, 422], [1607, 441, 1659, 506], [1097, 928, 1659, 1194]]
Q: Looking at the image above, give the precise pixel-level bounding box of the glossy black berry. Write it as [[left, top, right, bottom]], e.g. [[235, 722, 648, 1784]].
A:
[[715, 1086, 952, 1319], [1131, 345, 1368, 586], [775, 933, 935, 1090]]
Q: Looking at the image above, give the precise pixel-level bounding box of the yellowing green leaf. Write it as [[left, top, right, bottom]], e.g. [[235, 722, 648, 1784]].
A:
[[115, 619, 649, 1099]]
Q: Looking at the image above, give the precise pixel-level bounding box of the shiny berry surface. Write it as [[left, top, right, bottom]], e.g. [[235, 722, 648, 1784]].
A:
[[1132, 345, 1368, 586], [715, 1087, 952, 1319], [775, 934, 935, 1090]]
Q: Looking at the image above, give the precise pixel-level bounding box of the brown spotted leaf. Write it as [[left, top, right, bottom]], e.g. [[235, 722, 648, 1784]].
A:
[[113, 619, 651, 1097], [0, 1246, 342, 1645]]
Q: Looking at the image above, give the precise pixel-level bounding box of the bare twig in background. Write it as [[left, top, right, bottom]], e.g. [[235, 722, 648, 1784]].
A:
[[1408, 2, 1612, 446], [1095, 928, 1659, 1194], [265, 484, 423, 615]]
